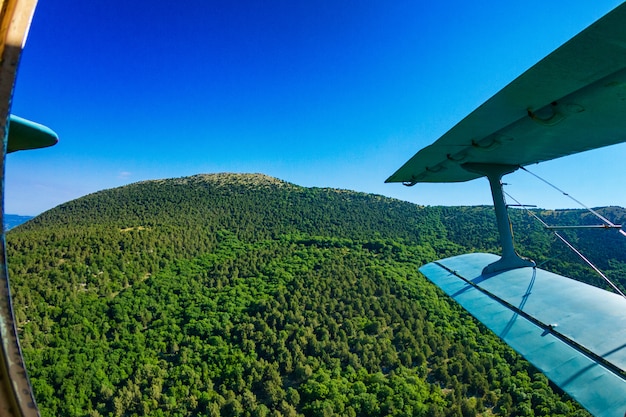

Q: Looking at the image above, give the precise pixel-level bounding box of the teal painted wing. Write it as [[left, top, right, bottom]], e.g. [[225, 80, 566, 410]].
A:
[[420, 253, 626, 417], [7, 115, 58, 153], [387, 3, 626, 184]]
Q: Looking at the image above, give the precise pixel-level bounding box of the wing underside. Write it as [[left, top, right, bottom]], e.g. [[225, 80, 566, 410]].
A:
[[421, 253, 626, 417], [387, 3, 626, 185]]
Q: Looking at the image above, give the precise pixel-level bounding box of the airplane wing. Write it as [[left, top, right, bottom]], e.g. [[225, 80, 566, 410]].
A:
[[386, 3, 626, 185], [387, 3, 626, 416], [421, 254, 626, 417], [7, 115, 58, 153]]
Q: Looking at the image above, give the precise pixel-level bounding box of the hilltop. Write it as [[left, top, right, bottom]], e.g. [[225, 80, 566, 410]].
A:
[[143, 173, 298, 189], [8, 173, 624, 417]]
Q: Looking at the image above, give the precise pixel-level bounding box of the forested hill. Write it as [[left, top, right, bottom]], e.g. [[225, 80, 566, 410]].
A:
[[6, 173, 625, 417]]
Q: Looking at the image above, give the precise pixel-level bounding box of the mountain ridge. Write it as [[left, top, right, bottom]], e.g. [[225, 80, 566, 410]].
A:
[[8, 172, 622, 416], [147, 173, 299, 188]]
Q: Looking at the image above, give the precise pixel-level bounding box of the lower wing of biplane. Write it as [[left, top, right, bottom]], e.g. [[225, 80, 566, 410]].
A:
[[423, 254, 626, 417], [387, 3, 626, 417]]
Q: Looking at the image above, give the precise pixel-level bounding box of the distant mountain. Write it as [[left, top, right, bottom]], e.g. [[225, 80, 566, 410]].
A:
[[4, 214, 32, 230], [8, 173, 619, 416]]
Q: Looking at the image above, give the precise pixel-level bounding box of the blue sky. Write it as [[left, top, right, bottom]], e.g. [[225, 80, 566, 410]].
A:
[[6, 0, 626, 215]]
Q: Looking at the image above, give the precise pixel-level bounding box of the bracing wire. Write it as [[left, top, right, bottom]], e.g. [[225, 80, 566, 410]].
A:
[[520, 166, 622, 230], [504, 189, 626, 299]]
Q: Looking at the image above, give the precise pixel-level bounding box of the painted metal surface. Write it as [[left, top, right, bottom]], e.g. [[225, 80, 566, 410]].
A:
[[462, 163, 535, 273], [387, 3, 626, 185], [420, 253, 626, 417], [7, 115, 58, 153]]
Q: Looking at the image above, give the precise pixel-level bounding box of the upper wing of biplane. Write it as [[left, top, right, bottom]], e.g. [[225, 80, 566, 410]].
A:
[[386, 3, 626, 185], [387, 3, 626, 417]]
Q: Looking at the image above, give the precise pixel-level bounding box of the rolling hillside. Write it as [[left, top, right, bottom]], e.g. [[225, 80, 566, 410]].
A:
[[8, 173, 624, 417]]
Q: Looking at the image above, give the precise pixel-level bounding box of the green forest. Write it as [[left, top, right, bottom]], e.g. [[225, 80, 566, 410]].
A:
[[6, 173, 626, 417]]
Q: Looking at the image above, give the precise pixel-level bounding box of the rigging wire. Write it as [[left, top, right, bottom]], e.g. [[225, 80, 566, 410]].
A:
[[504, 189, 626, 300], [519, 166, 625, 236]]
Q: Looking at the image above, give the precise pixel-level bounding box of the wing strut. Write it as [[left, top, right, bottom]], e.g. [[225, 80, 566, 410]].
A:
[[462, 163, 535, 274], [504, 190, 626, 300]]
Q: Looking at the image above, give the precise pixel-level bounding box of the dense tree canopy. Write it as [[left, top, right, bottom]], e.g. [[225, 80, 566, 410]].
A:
[[7, 173, 625, 416]]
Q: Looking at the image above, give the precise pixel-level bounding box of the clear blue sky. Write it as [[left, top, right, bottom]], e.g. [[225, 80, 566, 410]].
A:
[[6, 0, 626, 215]]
